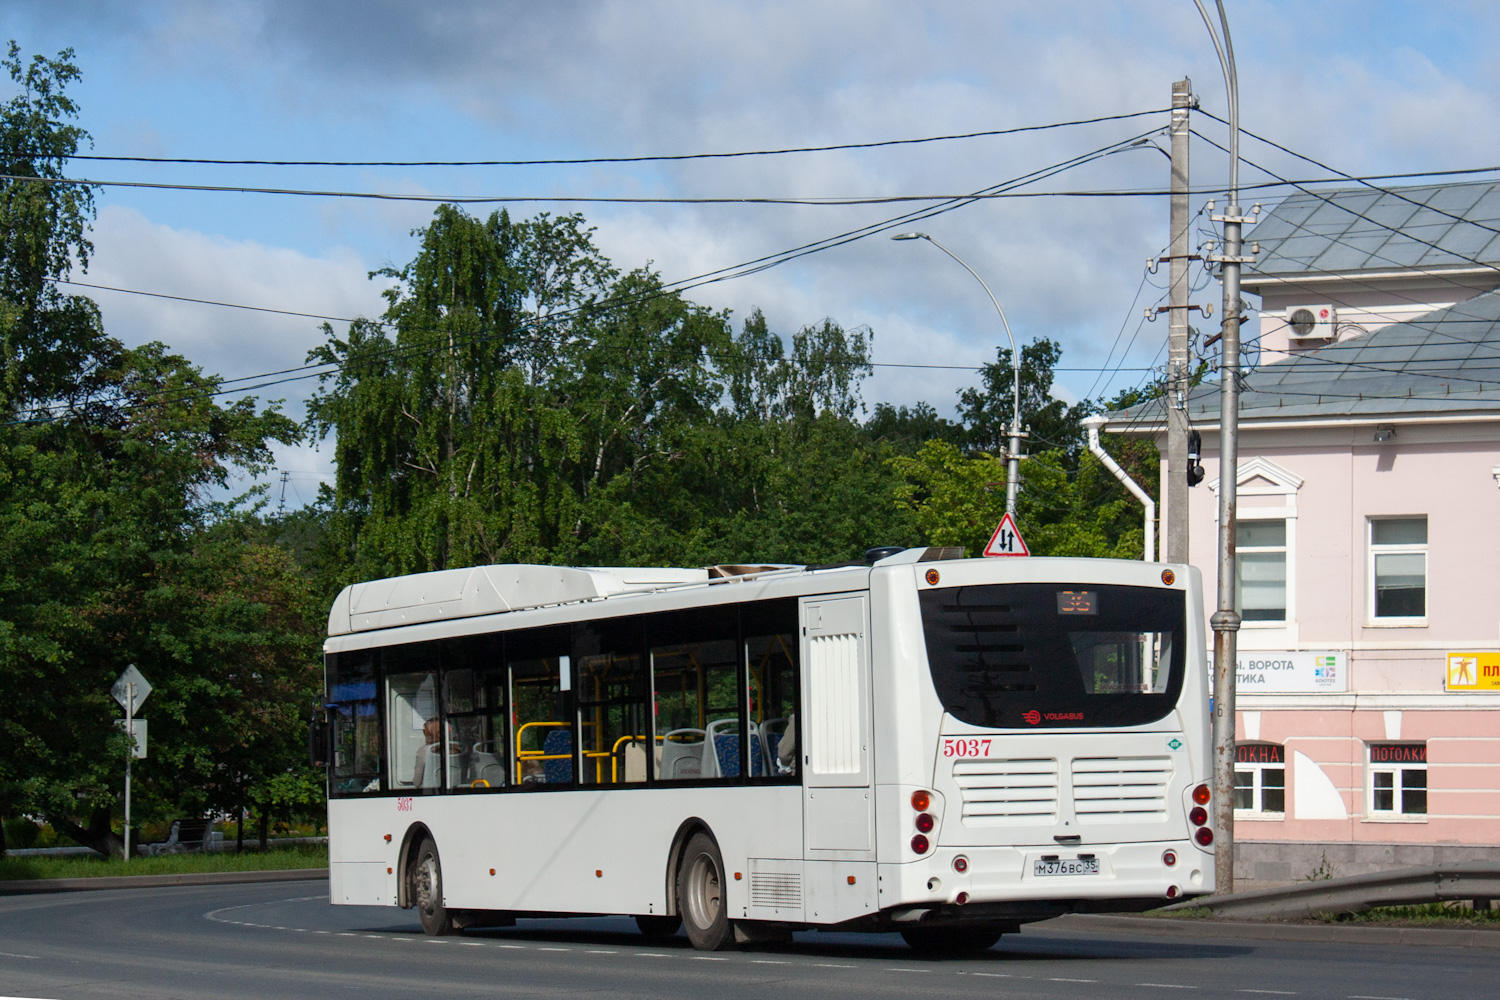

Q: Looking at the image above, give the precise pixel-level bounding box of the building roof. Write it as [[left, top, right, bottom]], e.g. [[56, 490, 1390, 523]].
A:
[[1243, 179, 1500, 283], [1108, 289, 1500, 429]]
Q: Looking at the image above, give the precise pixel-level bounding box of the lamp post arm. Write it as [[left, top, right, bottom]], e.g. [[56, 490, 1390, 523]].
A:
[[919, 236, 1021, 436]]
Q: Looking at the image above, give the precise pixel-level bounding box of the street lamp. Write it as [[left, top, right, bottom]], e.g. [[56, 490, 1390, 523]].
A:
[[891, 232, 1024, 516]]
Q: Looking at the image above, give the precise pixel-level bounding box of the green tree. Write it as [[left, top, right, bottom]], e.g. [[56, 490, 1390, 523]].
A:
[[958, 337, 1093, 462], [0, 46, 310, 857]]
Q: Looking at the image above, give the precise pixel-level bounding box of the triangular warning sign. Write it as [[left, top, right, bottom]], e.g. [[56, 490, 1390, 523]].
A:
[[982, 511, 1030, 557]]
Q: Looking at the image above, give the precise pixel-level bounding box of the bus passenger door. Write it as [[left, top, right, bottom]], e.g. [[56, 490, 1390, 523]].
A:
[[799, 595, 873, 858]]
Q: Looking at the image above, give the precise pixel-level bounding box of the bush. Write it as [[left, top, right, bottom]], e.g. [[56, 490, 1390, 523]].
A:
[[3, 818, 41, 850]]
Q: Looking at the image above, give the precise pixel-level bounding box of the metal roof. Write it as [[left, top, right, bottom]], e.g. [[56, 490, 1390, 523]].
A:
[[1108, 289, 1500, 428], [1244, 179, 1500, 281]]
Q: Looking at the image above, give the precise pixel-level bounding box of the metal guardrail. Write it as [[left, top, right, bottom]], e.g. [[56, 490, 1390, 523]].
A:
[[1167, 863, 1500, 920]]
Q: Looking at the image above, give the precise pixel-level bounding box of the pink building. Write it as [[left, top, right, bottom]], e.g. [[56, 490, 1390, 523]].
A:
[[1109, 181, 1500, 886]]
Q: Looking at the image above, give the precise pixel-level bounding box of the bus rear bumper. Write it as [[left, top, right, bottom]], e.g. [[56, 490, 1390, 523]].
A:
[[877, 839, 1212, 913]]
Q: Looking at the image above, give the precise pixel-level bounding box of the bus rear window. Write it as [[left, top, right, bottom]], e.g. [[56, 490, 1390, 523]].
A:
[[919, 583, 1185, 729]]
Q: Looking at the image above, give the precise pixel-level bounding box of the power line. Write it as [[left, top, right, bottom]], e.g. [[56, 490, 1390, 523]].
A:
[[1198, 110, 1500, 242], [5, 109, 1176, 168], [13, 129, 1180, 425], [13, 170, 1500, 207]]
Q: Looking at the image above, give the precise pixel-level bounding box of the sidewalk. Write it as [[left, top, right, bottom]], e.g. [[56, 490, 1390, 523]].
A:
[[0, 868, 328, 896], [1047, 912, 1500, 949]]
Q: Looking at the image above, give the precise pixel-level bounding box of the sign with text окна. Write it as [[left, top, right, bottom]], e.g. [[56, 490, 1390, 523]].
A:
[[1446, 653, 1500, 691], [1235, 651, 1346, 693]]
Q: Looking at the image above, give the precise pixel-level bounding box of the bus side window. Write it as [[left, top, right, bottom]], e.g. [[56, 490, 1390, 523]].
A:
[[509, 626, 573, 788], [574, 618, 648, 787], [446, 635, 507, 791], [385, 641, 442, 793], [328, 650, 381, 795], [744, 598, 800, 780], [649, 606, 740, 783]]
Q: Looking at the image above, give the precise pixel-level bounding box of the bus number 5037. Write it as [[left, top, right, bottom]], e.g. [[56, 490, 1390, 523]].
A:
[[942, 738, 993, 758]]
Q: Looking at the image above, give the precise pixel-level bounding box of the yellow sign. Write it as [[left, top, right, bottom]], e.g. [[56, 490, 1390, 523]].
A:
[[1446, 653, 1500, 691]]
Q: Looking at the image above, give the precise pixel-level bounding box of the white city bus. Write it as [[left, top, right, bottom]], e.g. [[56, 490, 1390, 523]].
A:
[[316, 548, 1213, 954]]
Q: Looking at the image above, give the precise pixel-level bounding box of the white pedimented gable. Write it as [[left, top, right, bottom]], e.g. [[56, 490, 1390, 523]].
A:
[[1208, 456, 1304, 499]]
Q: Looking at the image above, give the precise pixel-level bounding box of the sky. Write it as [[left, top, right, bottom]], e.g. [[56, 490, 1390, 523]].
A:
[[2, 0, 1496, 505]]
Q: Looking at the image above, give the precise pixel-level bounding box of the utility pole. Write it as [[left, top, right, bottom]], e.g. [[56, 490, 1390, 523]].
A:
[[1166, 79, 1192, 564], [1198, 0, 1254, 898]]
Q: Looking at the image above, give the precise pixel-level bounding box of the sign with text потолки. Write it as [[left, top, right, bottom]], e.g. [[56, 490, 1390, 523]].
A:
[[1235, 651, 1346, 693], [1446, 653, 1500, 691]]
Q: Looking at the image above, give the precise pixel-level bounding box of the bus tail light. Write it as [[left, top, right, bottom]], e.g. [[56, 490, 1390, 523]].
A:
[[955, 891, 969, 905], [1192, 783, 1211, 805], [1189, 806, 1208, 826], [1162, 850, 1177, 867], [1166, 884, 1181, 899], [911, 834, 930, 854], [915, 812, 935, 833], [953, 855, 969, 873], [910, 790, 931, 811], [1195, 826, 1214, 847]]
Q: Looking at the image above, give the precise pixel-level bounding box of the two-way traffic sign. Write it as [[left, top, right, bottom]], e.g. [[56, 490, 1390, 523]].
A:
[[982, 511, 1030, 557]]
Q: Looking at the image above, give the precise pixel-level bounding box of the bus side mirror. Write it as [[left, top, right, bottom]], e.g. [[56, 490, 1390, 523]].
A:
[[309, 718, 331, 769]]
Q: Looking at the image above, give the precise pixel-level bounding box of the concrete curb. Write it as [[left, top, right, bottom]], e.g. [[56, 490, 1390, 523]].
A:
[[1046, 912, 1500, 948], [0, 868, 328, 895]]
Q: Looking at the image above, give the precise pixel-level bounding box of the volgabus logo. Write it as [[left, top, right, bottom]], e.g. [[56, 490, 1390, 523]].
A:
[[1022, 710, 1041, 725]]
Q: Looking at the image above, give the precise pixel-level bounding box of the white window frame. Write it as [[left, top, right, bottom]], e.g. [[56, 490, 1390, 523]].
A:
[[1366, 743, 1428, 821], [1236, 518, 1289, 626], [1367, 516, 1427, 626], [1211, 457, 1301, 634], [1233, 745, 1286, 818]]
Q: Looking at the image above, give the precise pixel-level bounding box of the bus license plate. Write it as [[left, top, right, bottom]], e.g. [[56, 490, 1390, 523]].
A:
[[1033, 858, 1100, 877]]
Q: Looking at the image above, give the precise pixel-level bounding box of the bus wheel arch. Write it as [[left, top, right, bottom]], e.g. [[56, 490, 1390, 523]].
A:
[[396, 823, 433, 909], [664, 818, 713, 918]]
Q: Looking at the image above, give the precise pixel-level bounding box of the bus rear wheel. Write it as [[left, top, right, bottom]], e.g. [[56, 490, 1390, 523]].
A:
[[899, 923, 1005, 957], [409, 838, 455, 936], [677, 832, 732, 951]]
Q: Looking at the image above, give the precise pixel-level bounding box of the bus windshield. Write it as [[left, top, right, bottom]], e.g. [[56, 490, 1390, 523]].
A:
[[919, 582, 1185, 730]]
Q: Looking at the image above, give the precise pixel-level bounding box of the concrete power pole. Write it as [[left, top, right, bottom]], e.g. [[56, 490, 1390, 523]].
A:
[[1165, 79, 1192, 564]]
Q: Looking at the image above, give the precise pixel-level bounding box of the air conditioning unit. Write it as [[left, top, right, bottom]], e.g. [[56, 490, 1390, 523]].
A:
[[1285, 304, 1336, 341]]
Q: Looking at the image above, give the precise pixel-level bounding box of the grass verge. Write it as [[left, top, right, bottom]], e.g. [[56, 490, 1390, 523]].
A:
[[0, 844, 327, 881]]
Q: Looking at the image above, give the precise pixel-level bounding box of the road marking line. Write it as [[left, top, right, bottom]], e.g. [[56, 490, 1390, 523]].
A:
[[1238, 992, 1297, 995], [498, 944, 527, 949], [751, 960, 789, 965], [636, 952, 668, 957], [1138, 985, 1198, 990], [586, 949, 617, 954], [537, 947, 570, 952], [460, 941, 485, 946], [692, 956, 729, 961], [1348, 996, 1414, 1000], [337, 932, 356, 937], [970, 973, 1011, 978], [814, 963, 854, 969], [1050, 978, 1097, 983], [0, 952, 40, 959]]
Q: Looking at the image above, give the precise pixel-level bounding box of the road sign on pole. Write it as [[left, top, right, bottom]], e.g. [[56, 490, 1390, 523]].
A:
[[112, 665, 151, 862], [982, 511, 1030, 557], [111, 665, 152, 715]]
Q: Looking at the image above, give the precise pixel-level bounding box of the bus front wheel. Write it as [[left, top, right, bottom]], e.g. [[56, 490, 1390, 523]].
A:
[[409, 838, 455, 936], [677, 832, 732, 950]]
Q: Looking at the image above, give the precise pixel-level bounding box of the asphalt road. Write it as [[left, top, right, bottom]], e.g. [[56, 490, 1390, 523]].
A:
[[0, 880, 1493, 1000]]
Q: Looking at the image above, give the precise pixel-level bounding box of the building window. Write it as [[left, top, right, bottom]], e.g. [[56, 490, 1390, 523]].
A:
[[1370, 517, 1426, 619], [1236, 520, 1287, 622], [1368, 743, 1427, 817], [1234, 742, 1286, 815]]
